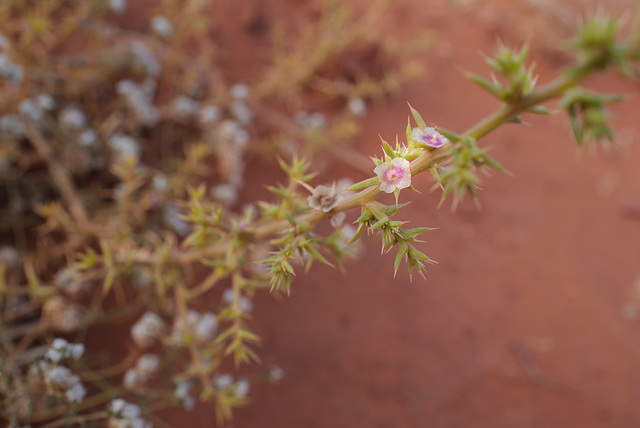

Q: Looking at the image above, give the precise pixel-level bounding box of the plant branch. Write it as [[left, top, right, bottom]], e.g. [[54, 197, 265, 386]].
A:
[[131, 55, 609, 268], [24, 123, 91, 234], [464, 67, 591, 141]]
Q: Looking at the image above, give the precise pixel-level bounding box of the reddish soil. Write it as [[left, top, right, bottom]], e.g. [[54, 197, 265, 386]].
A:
[[158, 1, 640, 427]]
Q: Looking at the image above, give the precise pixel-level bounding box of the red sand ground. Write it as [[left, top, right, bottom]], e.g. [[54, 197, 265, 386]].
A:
[[157, 1, 640, 426]]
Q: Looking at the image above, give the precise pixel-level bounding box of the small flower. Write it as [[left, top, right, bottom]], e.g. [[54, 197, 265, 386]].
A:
[[36, 94, 56, 111], [152, 173, 169, 192], [66, 382, 87, 403], [0, 246, 20, 269], [337, 225, 363, 256], [171, 96, 199, 119], [296, 111, 327, 131], [116, 79, 137, 96], [54, 267, 92, 298], [222, 288, 253, 313], [374, 157, 412, 194], [124, 354, 160, 391], [240, 296, 253, 313], [231, 100, 253, 125], [411, 127, 448, 148], [210, 184, 238, 206], [108, 134, 140, 158], [330, 211, 346, 228], [230, 84, 250, 100], [19, 99, 44, 122], [308, 184, 341, 212], [108, 399, 151, 428], [44, 366, 85, 403], [46, 338, 85, 363], [347, 97, 366, 117], [172, 311, 198, 342], [132, 266, 152, 289], [267, 366, 285, 383], [151, 16, 173, 38], [109, 0, 126, 14], [214, 374, 234, 389], [129, 41, 161, 77], [109, 398, 127, 415], [42, 296, 84, 333], [59, 106, 87, 131], [51, 337, 69, 350], [172, 310, 218, 343], [193, 312, 218, 341], [123, 368, 138, 391], [121, 403, 142, 421], [141, 78, 157, 97], [0, 115, 25, 138], [199, 105, 221, 126], [77, 129, 98, 147], [117, 80, 158, 126], [162, 202, 190, 237], [45, 366, 74, 386], [175, 380, 195, 411], [219, 120, 249, 148], [0, 54, 23, 84], [131, 311, 166, 348], [234, 379, 250, 399], [336, 177, 354, 193], [136, 354, 160, 378]]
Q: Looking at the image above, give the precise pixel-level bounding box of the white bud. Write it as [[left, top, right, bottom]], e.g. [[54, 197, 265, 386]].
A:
[[36, 94, 56, 111], [199, 105, 221, 126], [108, 134, 140, 158], [131, 312, 165, 348], [194, 312, 218, 342], [59, 106, 87, 131], [230, 84, 249, 100], [151, 16, 173, 38], [19, 99, 44, 122], [123, 368, 138, 391], [347, 97, 366, 117], [234, 379, 250, 399], [109, 0, 126, 14], [214, 374, 233, 389], [43, 297, 84, 333], [77, 129, 98, 147]]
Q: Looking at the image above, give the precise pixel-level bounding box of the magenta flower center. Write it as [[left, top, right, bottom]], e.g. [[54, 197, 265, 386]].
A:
[[412, 127, 448, 148], [384, 168, 404, 184], [423, 134, 443, 147]]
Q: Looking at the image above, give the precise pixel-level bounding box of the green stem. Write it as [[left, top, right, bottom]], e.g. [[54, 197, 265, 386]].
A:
[[465, 66, 591, 141]]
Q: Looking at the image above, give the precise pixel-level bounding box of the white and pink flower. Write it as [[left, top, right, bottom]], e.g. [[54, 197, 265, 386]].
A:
[[411, 127, 448, 148], [374, 157, 412, 193]]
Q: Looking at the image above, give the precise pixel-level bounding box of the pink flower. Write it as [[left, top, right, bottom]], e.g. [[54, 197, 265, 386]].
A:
[[374, 157, 412, 193], [411, 127, 448, 148]]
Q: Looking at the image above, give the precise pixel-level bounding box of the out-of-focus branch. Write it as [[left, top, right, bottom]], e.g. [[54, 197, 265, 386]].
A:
[[24, 123, 91, 234]]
